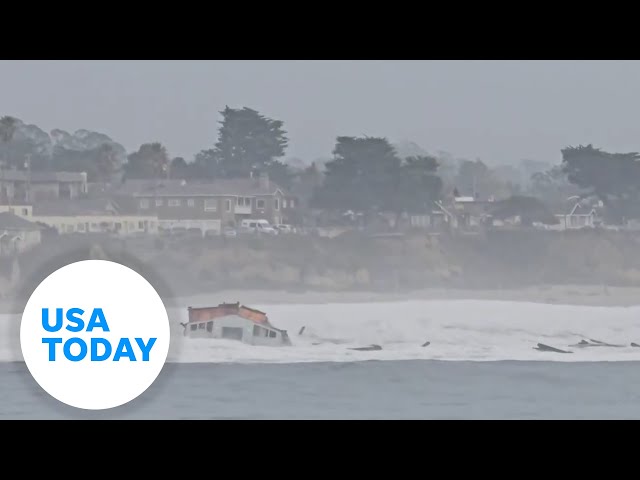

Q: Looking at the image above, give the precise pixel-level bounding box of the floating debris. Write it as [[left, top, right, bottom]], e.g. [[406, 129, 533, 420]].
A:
[[348, 344, 382, 351], [533, 343, 573, 354]]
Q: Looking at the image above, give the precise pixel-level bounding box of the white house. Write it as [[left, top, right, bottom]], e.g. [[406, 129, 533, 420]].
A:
[[554, 202, 598, 230], [31, 197, 159, 236], [0, 212, 42, 256], [183, 303, 292, 346]]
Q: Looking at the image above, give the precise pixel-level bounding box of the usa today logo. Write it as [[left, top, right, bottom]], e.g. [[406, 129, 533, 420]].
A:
[[20, 260, 171, 410]]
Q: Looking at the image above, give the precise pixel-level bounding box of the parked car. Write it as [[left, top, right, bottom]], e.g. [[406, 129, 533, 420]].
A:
[[275, 224, 294, 234], [222, 227, 237, 237], [239, 219, 278, 235]]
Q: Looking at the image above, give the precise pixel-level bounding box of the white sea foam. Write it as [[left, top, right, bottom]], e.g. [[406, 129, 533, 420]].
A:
[[3, 299, 640, 363]]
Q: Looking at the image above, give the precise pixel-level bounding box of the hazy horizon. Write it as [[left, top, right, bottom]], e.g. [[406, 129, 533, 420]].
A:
[[2, 60, 640, 165]]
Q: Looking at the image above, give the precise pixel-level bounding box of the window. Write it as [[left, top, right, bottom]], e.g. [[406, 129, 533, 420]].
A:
[[256, 199, 265, 209], [221, 327, 244, 341], [168, 199, 181, 207], [140, 199, 149, 209], [283, 199, 287, 209], [156, 199, 163, 207], [236, 197, 251, 206], [198, 323, 205, 330], [66, 225, 74, 233], [138, 221, 144, 229], [253, 326, 273, 338], [290, 199, 295, 208], [115, 222, 122, 231], [187, 199, 195, 207], [78, 223, 86, 232], [274, 199, 280, 211], [22, 208, 28, 216], [204, 199, 217, 211], [90, 223, 98, 229], [207, 321, 213, 333], [225, 199, 231, 212], [190, 324, 197, 331]]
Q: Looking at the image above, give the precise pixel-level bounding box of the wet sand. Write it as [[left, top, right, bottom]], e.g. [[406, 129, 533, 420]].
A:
[[3, 284, 639, 314], [168, 284, 640, 308]]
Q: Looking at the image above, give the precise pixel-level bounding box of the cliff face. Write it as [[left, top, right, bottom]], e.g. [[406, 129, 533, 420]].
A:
[[442, 229, 640, 288], [5, 229, 640, 299]]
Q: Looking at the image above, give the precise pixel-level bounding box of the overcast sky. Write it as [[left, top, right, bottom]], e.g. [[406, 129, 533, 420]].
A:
[[1, 60, 640, 165]]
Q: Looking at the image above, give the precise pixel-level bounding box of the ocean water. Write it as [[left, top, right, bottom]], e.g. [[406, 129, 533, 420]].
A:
[[2, 299, 640, 419], [4, 299, 640, 363], [2, 360, 640, 419]]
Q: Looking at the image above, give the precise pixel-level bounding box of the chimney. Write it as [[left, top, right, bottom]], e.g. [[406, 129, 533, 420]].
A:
[[259, 172, 269, 190]]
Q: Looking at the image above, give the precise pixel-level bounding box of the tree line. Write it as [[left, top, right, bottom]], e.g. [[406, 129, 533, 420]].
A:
[[2, 110, 640, 224]]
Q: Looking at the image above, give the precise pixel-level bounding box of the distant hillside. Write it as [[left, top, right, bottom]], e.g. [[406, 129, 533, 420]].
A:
[[7, 228, 640, 300]]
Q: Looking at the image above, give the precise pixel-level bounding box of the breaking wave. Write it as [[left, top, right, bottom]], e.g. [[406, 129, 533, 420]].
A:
[[3, 299, 640, 363]]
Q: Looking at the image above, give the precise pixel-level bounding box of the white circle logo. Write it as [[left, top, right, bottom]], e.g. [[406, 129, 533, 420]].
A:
[[20, 260, 171, 410]]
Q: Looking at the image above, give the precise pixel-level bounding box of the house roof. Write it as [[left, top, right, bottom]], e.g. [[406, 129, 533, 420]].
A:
[[110, 195, 144, 215], [32, 196, 151, 217], [434, 201, 455, 218], [188, 303, 284, 332], [33, 197, 117, 216], [563, 202, 597, 216], [113, 178, 285, 197], [0, 170, 86, 183], [0, 212, 42, 231]]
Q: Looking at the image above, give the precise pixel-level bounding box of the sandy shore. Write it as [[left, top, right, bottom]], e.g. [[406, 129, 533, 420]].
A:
[[3, 284, 640, 314], [166, 284, 640, 308]]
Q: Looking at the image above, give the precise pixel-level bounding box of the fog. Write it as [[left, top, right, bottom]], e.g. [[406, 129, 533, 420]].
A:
[[4, 60, 640, 165], [2, 60, 640, 316], [2, 60, 640, 419]]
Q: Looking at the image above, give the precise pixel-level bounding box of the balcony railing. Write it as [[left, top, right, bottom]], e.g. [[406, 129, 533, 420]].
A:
[[235, 205, 252, 214]]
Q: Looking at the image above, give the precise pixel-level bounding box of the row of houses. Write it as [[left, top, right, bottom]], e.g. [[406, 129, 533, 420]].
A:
[[1, 169, 298, 228], [0, 170, 304, 256], [402, 196, 599, 232], [0, 167, 607, 257]]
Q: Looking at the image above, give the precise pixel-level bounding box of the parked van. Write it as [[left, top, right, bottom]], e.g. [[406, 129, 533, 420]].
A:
[[240, 219, 278, 235]]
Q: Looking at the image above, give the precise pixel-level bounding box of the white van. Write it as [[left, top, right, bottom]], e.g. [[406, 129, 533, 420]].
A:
[[240, 219, 278, 235]]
